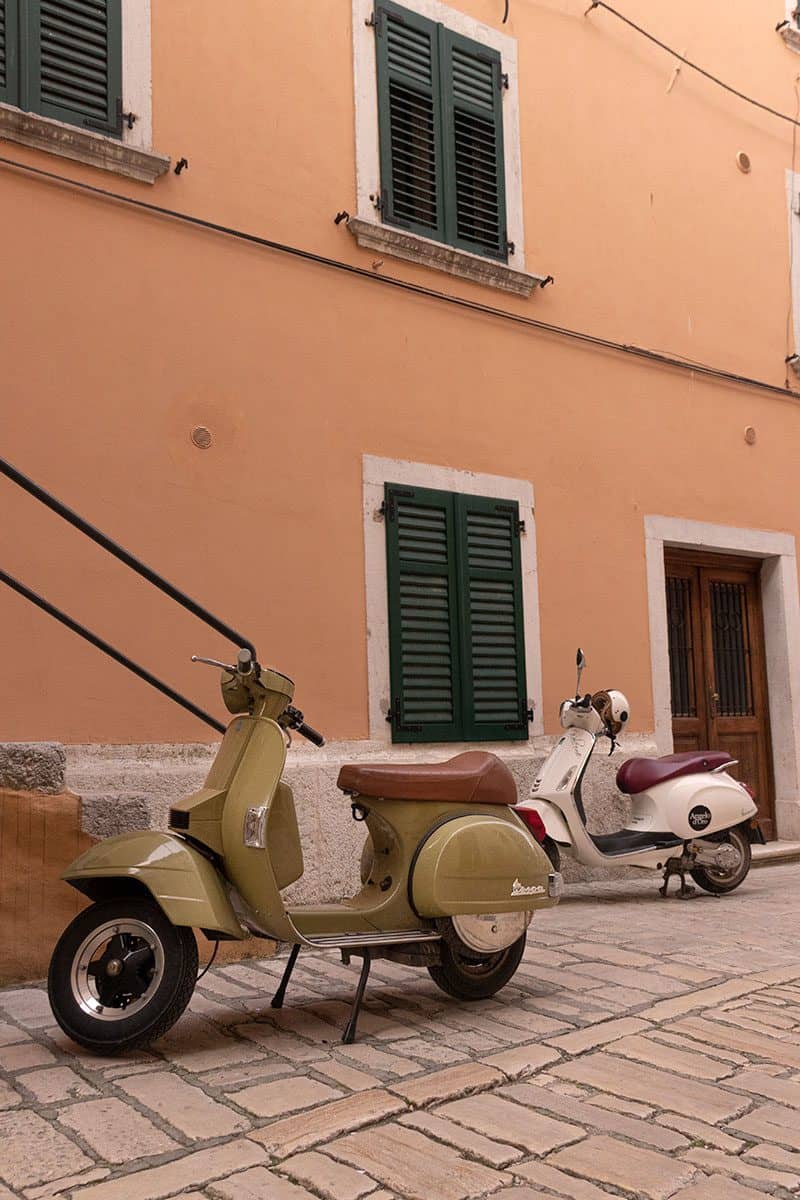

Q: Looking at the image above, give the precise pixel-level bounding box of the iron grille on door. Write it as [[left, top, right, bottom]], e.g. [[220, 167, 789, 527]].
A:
[[710, 581, 754, 716], [666, 575, 696, 718]]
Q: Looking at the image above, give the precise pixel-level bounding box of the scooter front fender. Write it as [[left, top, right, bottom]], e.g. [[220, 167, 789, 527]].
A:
[[522, 799, 573, 846], [61, 831, 245, 941]]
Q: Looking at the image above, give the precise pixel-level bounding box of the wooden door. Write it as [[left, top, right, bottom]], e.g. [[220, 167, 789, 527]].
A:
[[665, 550, 775, 839]]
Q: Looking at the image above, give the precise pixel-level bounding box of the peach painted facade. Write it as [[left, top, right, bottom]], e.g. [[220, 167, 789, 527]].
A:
[[3, 1, 800, 836]]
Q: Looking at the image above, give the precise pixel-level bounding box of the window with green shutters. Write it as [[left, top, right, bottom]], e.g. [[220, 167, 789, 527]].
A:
[[0, 0, 123, 136], [384, 482, 529, 743], [374, 1, 508, 262]]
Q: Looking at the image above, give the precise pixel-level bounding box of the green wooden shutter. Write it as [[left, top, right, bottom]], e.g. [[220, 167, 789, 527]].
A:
[[22, 0, 122, 134], [385, 483, 463, 743], [375, 1, 445, 242], [455, 493, 528, 741], [440, 28, 507, 261], [0, 0, 20, 103]]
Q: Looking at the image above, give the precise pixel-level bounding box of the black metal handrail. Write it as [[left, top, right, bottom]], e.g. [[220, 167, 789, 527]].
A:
[[0, 455, 259, 734], [0, 456, 257, 659], [0, 569, 226, 734]]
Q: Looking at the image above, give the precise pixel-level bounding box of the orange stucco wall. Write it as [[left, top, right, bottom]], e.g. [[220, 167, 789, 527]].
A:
[[2, 0, 799, 744]]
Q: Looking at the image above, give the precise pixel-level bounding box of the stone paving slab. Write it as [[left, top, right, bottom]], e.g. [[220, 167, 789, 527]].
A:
[[1, 863, 800, 1198]]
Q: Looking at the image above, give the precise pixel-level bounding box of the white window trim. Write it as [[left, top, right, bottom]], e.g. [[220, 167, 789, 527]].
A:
[[644, 514, 800, 840], [351, 0, 544, 296], [0, 1, 169, 184], [781, 0, 800, 50], [363, 454, 544, 744], [787, 171, 800, 370]]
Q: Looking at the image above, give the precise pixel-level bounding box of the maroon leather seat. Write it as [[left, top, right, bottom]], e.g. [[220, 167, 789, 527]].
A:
[[617, 751, 732, 796], [337, 751, 517, 806]]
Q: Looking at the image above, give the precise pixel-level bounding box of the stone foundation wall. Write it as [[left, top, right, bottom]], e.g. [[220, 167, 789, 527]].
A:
[[0, 742, 66, 794]]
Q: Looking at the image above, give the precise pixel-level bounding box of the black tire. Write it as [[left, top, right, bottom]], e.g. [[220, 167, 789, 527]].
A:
[[427, 931, 526, 1001], [542, 837, 561, 871], [690, 828, 752, 895], [48, 896, 198, 1054]]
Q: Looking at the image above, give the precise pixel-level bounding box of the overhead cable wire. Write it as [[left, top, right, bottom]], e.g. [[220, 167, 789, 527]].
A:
[[585, 1, 800, 130], [0, 152, 797, 404]]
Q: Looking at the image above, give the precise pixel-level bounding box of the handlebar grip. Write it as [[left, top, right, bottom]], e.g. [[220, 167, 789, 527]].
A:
[[297, 721, 325, 747]]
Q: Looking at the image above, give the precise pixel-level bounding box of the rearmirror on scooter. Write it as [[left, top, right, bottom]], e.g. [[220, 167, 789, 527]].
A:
[[575, 648, 586, 698]]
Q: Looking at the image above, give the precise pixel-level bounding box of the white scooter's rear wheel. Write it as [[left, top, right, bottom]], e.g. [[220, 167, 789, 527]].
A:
[[427, 931, 526, 1000], [690, 828, 752, 895], [48, 897, 198, 1054]]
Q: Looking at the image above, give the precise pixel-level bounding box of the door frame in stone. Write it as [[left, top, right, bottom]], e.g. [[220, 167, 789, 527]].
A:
[[645, 515, 800, 840]]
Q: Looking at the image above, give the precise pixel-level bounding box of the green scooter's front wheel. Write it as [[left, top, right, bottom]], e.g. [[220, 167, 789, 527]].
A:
[[48, 897, 198, 1055], [427, 931, 527, 1001]]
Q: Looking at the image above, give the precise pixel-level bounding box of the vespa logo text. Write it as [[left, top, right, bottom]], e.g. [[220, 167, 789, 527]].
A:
[[511, 878, 545, 897]]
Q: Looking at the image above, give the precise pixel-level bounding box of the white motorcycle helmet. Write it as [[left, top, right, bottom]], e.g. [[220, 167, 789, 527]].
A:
[[592, 689, 630, 736]]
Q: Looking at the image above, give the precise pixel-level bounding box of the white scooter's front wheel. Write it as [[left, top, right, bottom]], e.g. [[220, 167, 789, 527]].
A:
[[690, 828, 752, 895]]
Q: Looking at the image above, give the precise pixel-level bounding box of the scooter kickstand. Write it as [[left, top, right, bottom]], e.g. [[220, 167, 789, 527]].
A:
[[659, 864, 696, 900], [342, 950, 372, 1045], [675, 872, 696, 900], [271, 943, 300, 1009]]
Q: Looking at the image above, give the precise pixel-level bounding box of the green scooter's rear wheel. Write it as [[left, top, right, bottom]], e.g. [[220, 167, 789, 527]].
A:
[[48, 896, 198, 1054], [427, 930, 527, 1001]]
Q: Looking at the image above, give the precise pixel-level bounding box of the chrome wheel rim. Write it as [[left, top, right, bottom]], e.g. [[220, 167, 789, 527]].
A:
[[452, 911, 531, 954], [705, 834, 746, 883], [70, 919, 164, 1022]]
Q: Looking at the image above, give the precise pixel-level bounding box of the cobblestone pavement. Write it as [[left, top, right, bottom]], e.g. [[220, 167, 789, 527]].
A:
[[2, 863, 800, 1200]]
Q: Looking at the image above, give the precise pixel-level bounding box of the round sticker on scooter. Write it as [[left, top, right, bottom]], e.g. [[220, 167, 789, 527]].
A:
[[688, 805, 712, 832]]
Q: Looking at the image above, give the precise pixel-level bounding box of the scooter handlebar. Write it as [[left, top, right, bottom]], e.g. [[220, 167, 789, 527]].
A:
[[284, 704, 325, 747], [296, 721, 325, 747]]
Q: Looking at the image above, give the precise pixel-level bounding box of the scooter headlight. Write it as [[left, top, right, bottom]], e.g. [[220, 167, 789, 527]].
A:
[[243, 806, 268, 849]]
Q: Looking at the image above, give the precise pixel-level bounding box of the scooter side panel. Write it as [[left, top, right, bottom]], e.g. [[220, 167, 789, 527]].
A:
[[632, 773, 757, 841], [61, 832, 245, 939], [412, 815, 556, 917]]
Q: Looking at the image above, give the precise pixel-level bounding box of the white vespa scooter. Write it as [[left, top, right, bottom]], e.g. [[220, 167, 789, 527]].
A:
[[520, 651, 762, 898]]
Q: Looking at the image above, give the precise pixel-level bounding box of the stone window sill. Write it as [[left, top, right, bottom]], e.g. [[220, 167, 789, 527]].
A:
[[347, 217, 546, 297], [0, 103, 170, 184], [780, 23, 800, 51]]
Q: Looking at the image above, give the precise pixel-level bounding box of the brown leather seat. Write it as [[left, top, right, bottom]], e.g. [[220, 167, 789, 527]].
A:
[[617, 750, 733, 796], [337, 751, 517, 806]]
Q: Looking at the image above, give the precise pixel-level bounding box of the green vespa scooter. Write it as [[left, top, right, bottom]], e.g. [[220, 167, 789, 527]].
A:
[[48, 649, 562, 1054]]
